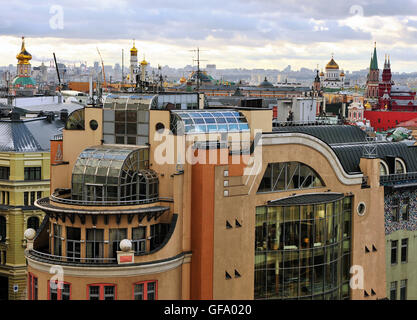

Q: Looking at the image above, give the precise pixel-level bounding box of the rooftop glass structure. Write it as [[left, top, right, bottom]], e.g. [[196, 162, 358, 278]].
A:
[[170, 110, 250, 135], [71, 145, 157, 204]]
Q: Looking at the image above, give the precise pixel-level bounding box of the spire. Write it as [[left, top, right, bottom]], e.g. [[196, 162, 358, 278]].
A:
[[371, 42, 378, 70]]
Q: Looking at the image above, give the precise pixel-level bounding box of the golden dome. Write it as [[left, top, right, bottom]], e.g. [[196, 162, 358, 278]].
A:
[[319, 71, 324, 77], [340, 71, 345, 77], [130, 40, 138, 55], [365, 102, 372, 110], [16, 36, 32, 64], [141, 59, 148, 66], [180, 77, 187, 84], [326, 57, 339, 70]]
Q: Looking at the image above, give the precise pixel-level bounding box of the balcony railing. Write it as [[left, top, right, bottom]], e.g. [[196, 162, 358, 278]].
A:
[[49, 194, 159, 207], [28, 249, 117, 264], [380, 172, 417, 185]]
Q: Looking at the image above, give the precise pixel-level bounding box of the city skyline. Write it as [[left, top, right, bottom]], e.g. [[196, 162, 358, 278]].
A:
[[1, 1, 417, 72]]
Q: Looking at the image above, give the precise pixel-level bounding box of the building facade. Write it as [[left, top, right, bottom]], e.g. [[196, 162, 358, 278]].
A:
[[23, 94, 392, 300]]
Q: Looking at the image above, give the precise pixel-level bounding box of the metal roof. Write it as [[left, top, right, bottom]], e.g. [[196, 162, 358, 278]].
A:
[[267, 193, 345, 206], [272, 125, 367, 145], [0, 117, 64, 152]]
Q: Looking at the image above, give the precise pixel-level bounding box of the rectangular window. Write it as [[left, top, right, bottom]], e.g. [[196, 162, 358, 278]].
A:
[[24, 167, 41, 181], [24, 192, 29, 206], [391, 240, 398, 265], [132, 227, 146, 254], [109, 228, 127, 258], [88, 284, 116, 300], [30, 191, 36, 205], [401, 198, 409, 221], [28, 273, 38, 300], [53, 224, 62, 256], [86, 229, 104, 262], [133, 281, 157, 300], [48, 281, 71, 300], [0, 167, 10, 180], [400, 280, 407, 300], [66, 227, 81, 262], [150, 224, 169, 251], [392, 200, 399, 222], [390, 281, 397, 300], [37, 191, 42, 200], [401, 239, 408, 263]]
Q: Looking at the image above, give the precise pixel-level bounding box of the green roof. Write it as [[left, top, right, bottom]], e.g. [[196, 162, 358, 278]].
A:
[[12, 76, 36, 87], [370, 46, 378, 70]]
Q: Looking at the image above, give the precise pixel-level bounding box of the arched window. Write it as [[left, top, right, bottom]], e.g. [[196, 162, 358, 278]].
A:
[[65, 109, 85, 130], [27, 216, 40, 231], [395, 158, 407, 174], [380, 160, 389, 176], [257, 162, 325, 193], [0, 216, 5, 242]]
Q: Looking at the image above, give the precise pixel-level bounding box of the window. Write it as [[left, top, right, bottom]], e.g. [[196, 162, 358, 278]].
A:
[[27, 217, 39, 231], [88, 284, 116, 300], [86, 229, 104, 262], [132, 227, 146, 254], [257, 162, 325, 193], [24, 167, 41, 181], [380, 161, 389, 176], [53, 224, 62, 256], [150, 224, 169, 251], [390, 281, 397, 300], [401, 239, 408, 263], [133, 281, 157, 300], [1, 191, 9, 205], [401, 198, 409, 221], [0, 216, 5, 242], [395, 158, 406, 174], [28, 273, 38, 300], [0, 167, 10, 180], [24, 192, 29, 206], [391, 240, 398, 265], [109, 228, 127, 258], [392, 199, 399, 222], [66, 227, 81, 262], [400, 280, 407, 300]]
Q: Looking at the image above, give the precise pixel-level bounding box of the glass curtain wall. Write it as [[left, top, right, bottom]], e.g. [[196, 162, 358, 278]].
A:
[[255, 197, 352, 300]]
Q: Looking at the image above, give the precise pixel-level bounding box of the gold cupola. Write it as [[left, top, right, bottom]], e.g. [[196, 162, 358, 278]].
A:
[[130, 40, 138, 56], [326, 56, 339, 70], [16, 36, 32, 65]]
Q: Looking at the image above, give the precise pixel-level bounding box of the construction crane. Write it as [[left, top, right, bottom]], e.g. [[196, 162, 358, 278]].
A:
[[96, 47, 107, 89]]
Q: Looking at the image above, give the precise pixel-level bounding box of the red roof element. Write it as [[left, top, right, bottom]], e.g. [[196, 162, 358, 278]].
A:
[[397, 117, 417, 128]]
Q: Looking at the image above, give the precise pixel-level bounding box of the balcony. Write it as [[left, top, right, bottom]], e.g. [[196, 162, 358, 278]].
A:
[[27, 249, 117, 265], [380, 172, 417, 188]]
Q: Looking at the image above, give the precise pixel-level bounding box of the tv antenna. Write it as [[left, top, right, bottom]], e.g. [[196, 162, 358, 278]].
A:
[[190, 48, 207, 92]]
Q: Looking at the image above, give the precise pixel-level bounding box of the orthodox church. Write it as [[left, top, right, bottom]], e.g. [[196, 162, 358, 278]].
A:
[[11, 37, 37, 95], [320, 55, 345, 89]]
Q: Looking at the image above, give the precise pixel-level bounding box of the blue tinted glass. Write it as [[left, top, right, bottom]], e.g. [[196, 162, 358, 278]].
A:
[[228, 124, 239, 131], [179, 113, 190, 118], [194, 125, 207, 132], [212, 112, 223, 117], [205, 117, 216, 123], [184, 118, 193, 125], [226, 117, 237, 123], [239, 123, 250, 130], [190, 113, 202, 118], [194, 118, 205, 124], [222, 112, 235, 117], [218, 124, 228, 131], [207, 125, 218, 132], [216, 117, 226, 123], [202, 113, 214, 118]]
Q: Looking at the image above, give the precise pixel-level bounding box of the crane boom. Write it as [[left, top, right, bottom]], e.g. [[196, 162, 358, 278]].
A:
[[96, 47, 107, 88]]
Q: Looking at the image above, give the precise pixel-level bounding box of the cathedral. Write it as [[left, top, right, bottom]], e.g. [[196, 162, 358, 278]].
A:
[[319, 55, 345, 89], [11, 37, 37, 95]]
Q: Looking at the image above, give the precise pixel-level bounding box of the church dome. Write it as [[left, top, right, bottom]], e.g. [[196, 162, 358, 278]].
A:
[[259, 77, 273, 88], [130, 40, 138, 55], [140, 59, 148, 66], [320, 71, 324, 77], [16, 37, 32, 64], [340, 71, 345, 77], [326, 57, 339, 70]]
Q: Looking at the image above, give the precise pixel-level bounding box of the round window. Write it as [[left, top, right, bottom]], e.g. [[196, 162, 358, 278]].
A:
[[89, 120, 99, 131], [357, 202, 366, 216], [155, 122, 165, 133]]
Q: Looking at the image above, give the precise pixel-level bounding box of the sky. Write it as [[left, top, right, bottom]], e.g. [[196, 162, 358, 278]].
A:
[[1, 0, 417, 73]]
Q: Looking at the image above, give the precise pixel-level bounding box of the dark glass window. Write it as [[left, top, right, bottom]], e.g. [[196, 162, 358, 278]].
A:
[[133, 281, 157, 300], [392, 199, 399, 222], [27, 216, 39, 231], [401, 239, 408, 263], [24, 192, 29, 206], [0, 216, 6, 243], [53, 224, 62, 256], [28, 273, 38, 300], [132, 227, 146, 254], [150, 224, 169, 251], [390, 281, 397, 300], [401, 198, 409, 221], [86, 229, 104, 262], [391, 240, 398, 265], [24, 167, 41, 181], [0, 167, 10, 180], [108, 228, 127, 258], [89, 284, 116, 300], [400, 280, 407, 300], [66, 227, 81, 262]]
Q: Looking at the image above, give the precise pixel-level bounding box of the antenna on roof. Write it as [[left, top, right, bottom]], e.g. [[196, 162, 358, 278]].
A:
[[190, 48, 207, 92]]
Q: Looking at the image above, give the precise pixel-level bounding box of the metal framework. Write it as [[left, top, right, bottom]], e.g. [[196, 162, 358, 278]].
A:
[[65, 108, 85, 130]]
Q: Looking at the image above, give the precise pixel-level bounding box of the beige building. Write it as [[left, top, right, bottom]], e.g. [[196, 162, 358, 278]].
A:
[[24, 94, 389, 300]]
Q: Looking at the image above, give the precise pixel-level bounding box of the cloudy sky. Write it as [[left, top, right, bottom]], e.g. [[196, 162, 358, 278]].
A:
[[1, 0, 417, 72]]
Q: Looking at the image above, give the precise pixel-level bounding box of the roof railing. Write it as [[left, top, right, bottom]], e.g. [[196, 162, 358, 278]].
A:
[[380, 172, 417, 184], [48, 194, 159, 207], [28, 249, 117, 264], [272, 119, 342, 127]]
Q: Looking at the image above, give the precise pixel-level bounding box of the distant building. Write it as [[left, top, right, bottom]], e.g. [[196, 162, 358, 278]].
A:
[[320, 56, 345, 89], [11, 37, 37, 96]]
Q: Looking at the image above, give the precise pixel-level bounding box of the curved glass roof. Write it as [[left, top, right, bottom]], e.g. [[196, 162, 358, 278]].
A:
[[170, 109, 250, 135], [65, 108, 84, 130], [71, 145, 154, 204]]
